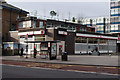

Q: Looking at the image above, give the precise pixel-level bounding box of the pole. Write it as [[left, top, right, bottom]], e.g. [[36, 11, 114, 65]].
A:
[[107, 40, 109, 54], [86, 38, 88, 54], [33, 17, 35, 57], [26, 34, 28, 59], [98, 39, 100, 52]]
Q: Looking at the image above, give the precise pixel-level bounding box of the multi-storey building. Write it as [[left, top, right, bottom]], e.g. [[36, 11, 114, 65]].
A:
[[82, 17, 111, 34], [110, 0, 120, 52], [110, 0, 120, 35]]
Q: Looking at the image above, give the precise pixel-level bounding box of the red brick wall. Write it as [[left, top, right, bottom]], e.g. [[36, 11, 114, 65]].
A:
[[2, 8, 27, 42]]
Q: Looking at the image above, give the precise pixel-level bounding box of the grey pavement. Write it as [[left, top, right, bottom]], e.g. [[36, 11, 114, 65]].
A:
[[1, 55, 119, 67], [2, 65, 119, 78]]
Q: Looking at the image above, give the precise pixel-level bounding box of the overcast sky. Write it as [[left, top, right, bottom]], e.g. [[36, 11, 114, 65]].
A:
[[6, 0, 110, 2], [5, 0, 110, 20]]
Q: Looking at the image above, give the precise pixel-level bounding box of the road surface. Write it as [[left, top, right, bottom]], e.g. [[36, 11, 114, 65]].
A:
[[2, 65, 119, 78]]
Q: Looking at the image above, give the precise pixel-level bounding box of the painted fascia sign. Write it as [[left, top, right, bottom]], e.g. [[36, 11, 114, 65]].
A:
[[76, 33, 118, 40], [58, 31, 67, 35], [18, 30, 45, 36]]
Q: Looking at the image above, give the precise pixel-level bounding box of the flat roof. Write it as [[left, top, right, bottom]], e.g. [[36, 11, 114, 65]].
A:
[[24, 40, 60, 43], [47, 19, 87, 27], [76, 31, 117, 37]]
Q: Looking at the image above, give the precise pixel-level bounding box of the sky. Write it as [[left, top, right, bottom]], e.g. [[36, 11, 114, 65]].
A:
[[6, 0, 110, 2], [5, 0, 110, 20]]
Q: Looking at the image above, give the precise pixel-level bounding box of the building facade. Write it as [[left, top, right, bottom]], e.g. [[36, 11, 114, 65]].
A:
[[17, 17, 47, 54], [110, 0, 120, 52], [17, 18, 118, 55], [110, 0, 120, 35], [82, 17, 111, 34], [0, 1, 29, 42]]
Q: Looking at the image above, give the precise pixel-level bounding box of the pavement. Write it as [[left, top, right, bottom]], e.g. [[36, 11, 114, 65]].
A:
[[1, 55, 119, 67], [1, 55, 120, 76]]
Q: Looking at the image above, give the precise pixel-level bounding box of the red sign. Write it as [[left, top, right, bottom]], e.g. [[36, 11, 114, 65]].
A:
[[59, 45, 62, 48], [25, 34, 28, 39], [41, 31, 44, 34], [118, 38, 120, 40]]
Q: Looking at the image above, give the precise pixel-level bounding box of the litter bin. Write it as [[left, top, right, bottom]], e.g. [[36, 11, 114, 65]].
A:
[[61, 52, 68, 61]]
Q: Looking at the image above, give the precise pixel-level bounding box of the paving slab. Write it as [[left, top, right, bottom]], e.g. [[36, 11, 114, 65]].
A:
[[1, 55, 119, 67]]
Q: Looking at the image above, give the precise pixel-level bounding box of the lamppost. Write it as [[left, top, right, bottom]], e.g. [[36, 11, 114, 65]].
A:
[[25, 34, 28, 59], [32, 17, 35, 57]]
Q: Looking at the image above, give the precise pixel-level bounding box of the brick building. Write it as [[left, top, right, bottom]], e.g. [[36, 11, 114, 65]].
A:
[[0, 1, 29, 42], [17, 18, 118, 55], [1, 1, 29, 56]]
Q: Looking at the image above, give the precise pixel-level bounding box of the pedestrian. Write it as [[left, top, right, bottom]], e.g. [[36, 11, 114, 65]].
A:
[[95, 46, 98, 52], [34, 47, 37, 58], [95, 46, 100, 56], [20, 48, 24, 57]]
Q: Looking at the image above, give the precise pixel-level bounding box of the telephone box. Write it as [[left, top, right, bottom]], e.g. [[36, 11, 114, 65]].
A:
[[40, 41, 57, 60], [48, 42, 57, 60]]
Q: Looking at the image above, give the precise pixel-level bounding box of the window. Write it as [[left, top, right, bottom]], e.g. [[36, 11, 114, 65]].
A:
[[23, 21, 32, 28], [35, 35, 45, 41], [18, 22, 23, 28], [47, 23, 53, 28], [28, 35, 33, 38], [39, 21, 44, 28]]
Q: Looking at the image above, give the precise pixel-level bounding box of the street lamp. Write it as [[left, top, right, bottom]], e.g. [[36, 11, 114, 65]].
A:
[[25, 34, 28, 59]]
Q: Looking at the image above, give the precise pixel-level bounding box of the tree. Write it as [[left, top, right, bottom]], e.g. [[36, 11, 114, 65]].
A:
[[77, 14, 85, 24], [72, 17, 76, 22], [50, 11, 57, 19]]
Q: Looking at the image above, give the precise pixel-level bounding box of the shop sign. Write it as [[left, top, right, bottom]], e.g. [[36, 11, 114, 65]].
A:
[[58, 31, 67, 35]]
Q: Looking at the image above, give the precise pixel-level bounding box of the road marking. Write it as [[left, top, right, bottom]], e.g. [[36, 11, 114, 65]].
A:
[[103, 67, 117, 69]]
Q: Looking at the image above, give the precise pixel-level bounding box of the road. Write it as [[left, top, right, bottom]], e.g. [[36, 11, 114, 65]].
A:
[[2, 65, 119, 78]]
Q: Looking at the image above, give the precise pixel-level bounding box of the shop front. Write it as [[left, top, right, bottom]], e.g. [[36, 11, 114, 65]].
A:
[[75, 33, 118, 55], [24, 40, 65, 60], [3, 42, 19, 56]]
